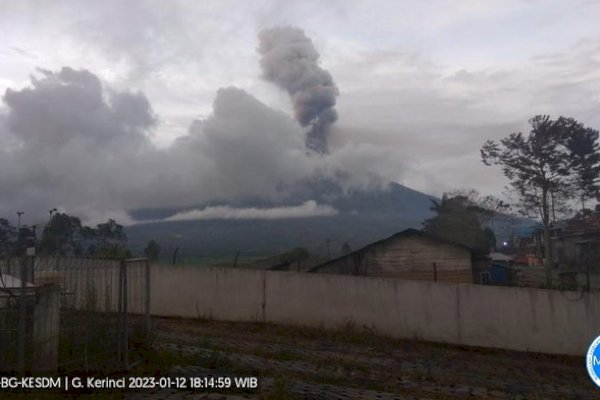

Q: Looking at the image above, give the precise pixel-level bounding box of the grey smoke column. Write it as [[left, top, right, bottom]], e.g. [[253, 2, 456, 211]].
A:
[[258, 26, 338, 154]]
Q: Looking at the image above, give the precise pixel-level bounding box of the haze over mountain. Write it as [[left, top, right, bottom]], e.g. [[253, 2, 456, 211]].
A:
[[0, 20, 536, 250], [0, 27, 404, 229], [126, 181, 436, 257], [3, 2, 600, 233]]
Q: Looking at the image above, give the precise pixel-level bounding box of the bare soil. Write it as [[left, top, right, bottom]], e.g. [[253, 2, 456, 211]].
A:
[[131, 317, 599, 399]]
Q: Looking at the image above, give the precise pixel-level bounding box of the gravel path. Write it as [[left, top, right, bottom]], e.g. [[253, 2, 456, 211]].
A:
[[122, 317, 599, 399]]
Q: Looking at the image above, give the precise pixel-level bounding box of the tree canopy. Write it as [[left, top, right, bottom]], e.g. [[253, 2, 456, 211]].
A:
[[144, 240, 160, 261], [481, 115, 600, 280], [280, 247, 311, 271], [563, 120, 600, 210], [0, 213, 131, 258], [422, 193, 494, 253]]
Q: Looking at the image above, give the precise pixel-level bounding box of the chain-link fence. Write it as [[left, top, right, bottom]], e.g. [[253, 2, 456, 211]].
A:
[[0, 256, 150, 374]]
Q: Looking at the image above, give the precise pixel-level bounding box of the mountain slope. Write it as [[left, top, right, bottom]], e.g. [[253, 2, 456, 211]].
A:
[[125, 182, 436, 258]]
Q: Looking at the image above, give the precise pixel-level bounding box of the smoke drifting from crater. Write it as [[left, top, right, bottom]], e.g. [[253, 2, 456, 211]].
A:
[[258, 26, 338, 154], [0, 28, 402, 224]]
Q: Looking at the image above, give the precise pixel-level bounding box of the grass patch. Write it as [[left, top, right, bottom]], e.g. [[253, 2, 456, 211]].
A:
[[261, 375, 294, 400]]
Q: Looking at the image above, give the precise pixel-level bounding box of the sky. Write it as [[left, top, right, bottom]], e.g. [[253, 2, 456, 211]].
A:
[[2, 0, 600, 224]]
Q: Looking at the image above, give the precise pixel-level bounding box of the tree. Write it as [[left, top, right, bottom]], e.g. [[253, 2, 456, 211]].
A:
[[483, 227, 496, 251], [423, 194, 492, 252], [341, 242, 352, 256], [0, 212, 131, 257], [0, 218, 17, 256], [144, 240, 160, 262], [95, 245, 132, 258], [95, 219, 126, 241], [444, 189, 511, 226], [562, 120, 600, 212], [481, 115, 578, 284], [95, 219, 129, 256], [15, 226, 33, 256], [280, 247, 310, 271], [476, 194, 511, 223], [39, 213, 82, 255]]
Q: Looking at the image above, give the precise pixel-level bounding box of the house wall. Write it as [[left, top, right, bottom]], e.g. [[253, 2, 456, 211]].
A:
[[552, 235, 600, 266], [472, 256, 491, 284], [151, 265, 600, 356], [315, 236, 473, 283], [553, 236, 578, 264]]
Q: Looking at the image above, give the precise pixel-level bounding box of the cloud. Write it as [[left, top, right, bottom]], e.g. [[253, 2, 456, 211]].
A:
[[163, 200, 338, 221], [3, 1, 600, 207], [4, 3, 600, 217], [258, 26, 338, 153], [0, 66, 401, 223], [0, 67, 158, 220], [4, 68, 155, 147], [325, 35, 600, 197]]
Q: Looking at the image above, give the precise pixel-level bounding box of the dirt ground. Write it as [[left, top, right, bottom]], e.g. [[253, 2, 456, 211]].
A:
[[123, 317, 600, 399]]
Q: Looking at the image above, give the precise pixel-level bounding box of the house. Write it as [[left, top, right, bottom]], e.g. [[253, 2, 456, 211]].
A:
[[308, 228, 481, 284], [512, 214, 600, 269], [508, 223, 543, 266], [551, 215, 600, 267]]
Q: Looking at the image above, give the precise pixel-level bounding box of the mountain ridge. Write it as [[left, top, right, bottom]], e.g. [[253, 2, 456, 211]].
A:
[[125, 181, 437, 257]]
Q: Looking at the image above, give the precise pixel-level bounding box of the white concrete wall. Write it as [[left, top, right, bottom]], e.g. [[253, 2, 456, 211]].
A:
[[151, 265, 600, 356], [152, 265, 265, 321]]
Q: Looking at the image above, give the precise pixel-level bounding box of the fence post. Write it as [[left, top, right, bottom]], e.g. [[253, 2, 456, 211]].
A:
[[32, 284, 60, 373], [123, 259, 128, 369], [17, 256, 28, 374], [117, 259, 123, 365], [145, 259, 151, 340], [119, 258, 129, 370]]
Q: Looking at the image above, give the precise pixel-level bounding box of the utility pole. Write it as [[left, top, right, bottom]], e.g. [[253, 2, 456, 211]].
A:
[[49, 208, 58, 255], [16, 211, 24, 228], [30, 225, 39, 241], [22, 224, 38, 283]]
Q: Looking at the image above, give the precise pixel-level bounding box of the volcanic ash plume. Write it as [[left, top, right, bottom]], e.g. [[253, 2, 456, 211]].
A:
[[258, 26, 338, 154]]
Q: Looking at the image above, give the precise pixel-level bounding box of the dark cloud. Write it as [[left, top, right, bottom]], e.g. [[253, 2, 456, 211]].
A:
[[0, 68, 157, 222], [0, 65, 400, 224], [258, 26, 339, 153], [4, 68, 154, 148], [4, 2, 600, 204]]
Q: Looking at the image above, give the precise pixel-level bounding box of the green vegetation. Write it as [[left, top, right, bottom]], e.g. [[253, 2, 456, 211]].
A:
[[482, 115, 600, 282], [152, 316, 587, 398], [264, 375, 293, 400], [143, 239, 160, 261], [279, 247, 310, 271], [423, 191, 497, 253], [163, 254, 267, 267], [0, 212, 132, 258], [157, 252, 329, 271]]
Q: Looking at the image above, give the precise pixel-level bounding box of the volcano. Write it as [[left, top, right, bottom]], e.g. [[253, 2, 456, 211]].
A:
[[125, 181, 436, 258]]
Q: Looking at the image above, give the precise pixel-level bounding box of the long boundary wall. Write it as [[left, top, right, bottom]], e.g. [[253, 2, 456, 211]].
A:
[[151, 265, 600, 356]]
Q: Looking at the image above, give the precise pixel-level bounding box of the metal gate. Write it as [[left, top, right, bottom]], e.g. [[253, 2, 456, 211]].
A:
[[0, 256, 151, 374]]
